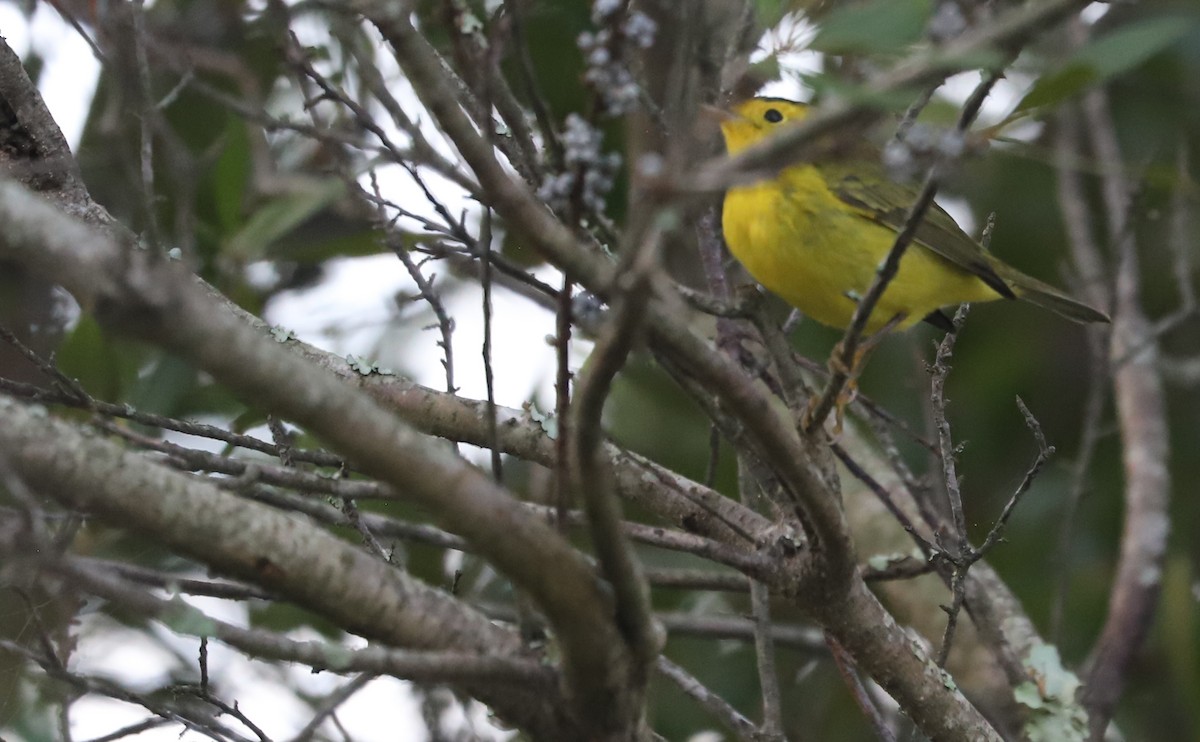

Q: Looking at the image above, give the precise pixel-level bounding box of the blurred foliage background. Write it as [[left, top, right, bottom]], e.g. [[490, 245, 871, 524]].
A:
[[2, 0, 1199, 739]]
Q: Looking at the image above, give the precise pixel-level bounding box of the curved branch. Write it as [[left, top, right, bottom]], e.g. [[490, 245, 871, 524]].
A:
[[60, 558, 556, 688], [0, 38, 88, 202], [0, 394, 573, 733], [1, 335, 769, 547], [569, 214, 666, 669], [0, 178, 623, 738], [1076, 86, 1170, 738]]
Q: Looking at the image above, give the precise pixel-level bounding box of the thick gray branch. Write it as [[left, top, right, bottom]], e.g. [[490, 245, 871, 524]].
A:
[[0, 177, 622, 739], [0, 394, 577, 734]]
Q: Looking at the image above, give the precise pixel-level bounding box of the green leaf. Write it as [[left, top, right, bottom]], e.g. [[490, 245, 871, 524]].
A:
[[224, 179, 347, 262], [213, 115, 251, 231], [802, 72, 919, 111], [230, 407, 268, 436], [313, 643, 355, 672], [1077, 16, 1194, 79], [249, 601, 341, 638], [754, 0, 792, 27], [276, 225, 389, 264], [1013, 65, 1097, 115], [162, 598, 218, 637], [55, 315, 139, 401], [749, 55, 783, 88], [1014, 16, 1195, 115], [1161, 558, 1200, 727], [810, 0, 932, 55], [128, 354, 198, 417], [923, 46, 1007, 72]]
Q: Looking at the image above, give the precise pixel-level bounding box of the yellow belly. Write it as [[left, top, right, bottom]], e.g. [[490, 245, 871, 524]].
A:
[[722, 171, 1001, 333]]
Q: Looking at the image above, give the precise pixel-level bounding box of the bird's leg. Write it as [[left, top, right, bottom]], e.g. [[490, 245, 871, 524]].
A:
[[804, 313, 906, 434], [824, 343, 866, 435]]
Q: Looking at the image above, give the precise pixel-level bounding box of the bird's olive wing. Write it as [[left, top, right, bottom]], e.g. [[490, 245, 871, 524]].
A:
[[821, 161, 1016, 299]]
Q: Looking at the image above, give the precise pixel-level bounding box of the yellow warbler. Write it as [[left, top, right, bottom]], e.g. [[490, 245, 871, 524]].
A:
[[718, 98, 1109, 333]]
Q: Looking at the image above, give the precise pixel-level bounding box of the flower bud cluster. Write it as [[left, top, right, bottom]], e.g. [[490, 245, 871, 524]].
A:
[[883, 124, 968, 182], [927, 1, 968, 43], [537, 114, 621, 213], [577, 2, 656, 115]]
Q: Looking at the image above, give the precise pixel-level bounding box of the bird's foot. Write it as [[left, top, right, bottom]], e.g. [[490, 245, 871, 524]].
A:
[[803, 314, 905, 435]]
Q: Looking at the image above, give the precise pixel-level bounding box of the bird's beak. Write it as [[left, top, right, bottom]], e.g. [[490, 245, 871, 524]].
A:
[[700, 104, 737, 124]]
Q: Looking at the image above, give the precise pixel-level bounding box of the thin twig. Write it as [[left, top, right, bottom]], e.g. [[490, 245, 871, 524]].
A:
[[554, 273, 573, 528], [200, 693, 270, 742], [934, 584, 968, 669], [975, 398, 1054, 557], [831, 442, 935, 558], [93, 420, 377, 501], [132, 0, 162, 249], [930, 305, 971, 559], [750, 577, 784, 740], [479, 207, 504, 483], [704, 425, 721, 489], [198, 637, 209, 696], [78, 718, 173, 742], [76, 557, 274, 601], [928, 353, 1058, 669], [0, 325, 90, 402], [654, 613, 825, 651], [340, 32, 480, 194], [925, 305, 972, 666], [862, 558, 937, 583], [58, 558, 555, 687], [374, 193, 458, 398], [894, 86, 938, 142], [289, 673, 376, 742], [642, 568, 748, 593], [826, 633, 896, 742], [504, 0, 562, 169], [340, 498, 392, 561], [0, 640, 246, 742], [655, 656, 758, 742], [737, 460, 784, 740], [1166, 141, 1196, 315], [1051, 342, 1107, 641], [0, 376, 344, 469]]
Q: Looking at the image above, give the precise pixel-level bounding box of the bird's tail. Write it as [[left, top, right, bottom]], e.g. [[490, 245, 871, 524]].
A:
[[1006, 270, 1110, 324]]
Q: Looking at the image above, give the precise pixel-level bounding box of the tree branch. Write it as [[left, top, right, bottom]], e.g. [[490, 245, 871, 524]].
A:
[[363, 5, 1012, 734], [0, 395, 574, 733], [0, 178, 619, 737], [1077, 86, 1170, 741], [58, 557, 556, 688]]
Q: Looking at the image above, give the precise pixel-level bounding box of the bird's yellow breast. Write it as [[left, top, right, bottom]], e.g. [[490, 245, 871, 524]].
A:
[[721, 163, 999, 333]]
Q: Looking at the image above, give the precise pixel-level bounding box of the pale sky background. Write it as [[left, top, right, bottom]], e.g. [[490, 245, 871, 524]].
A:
[[1, 2, 1107, 739]]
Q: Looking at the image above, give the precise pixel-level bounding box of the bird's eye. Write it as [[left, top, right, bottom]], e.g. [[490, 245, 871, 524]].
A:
[[763, 108, 784, 123]]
